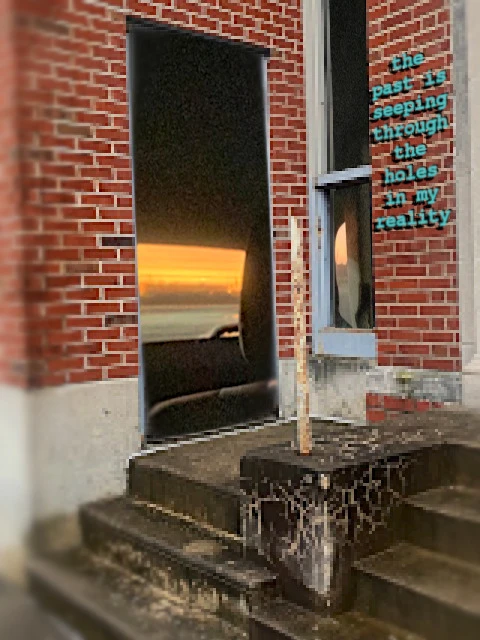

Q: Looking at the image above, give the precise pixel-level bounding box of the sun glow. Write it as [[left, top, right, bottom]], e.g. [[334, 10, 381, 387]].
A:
[[335, 223, 348, 266], [137, 243, 246, 295]]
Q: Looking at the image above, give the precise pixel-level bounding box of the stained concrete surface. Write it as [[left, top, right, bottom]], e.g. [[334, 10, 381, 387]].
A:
[[140, 409, 480, 487], [408, 485, 480, 521], [138, 421, 297, 488], [251, 594, 424, 640], [30, 548, 248, 640], [0, 577, 77, 639], [355, 542, 480, 616]]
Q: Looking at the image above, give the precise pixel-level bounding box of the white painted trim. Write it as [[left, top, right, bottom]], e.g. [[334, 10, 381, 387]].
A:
[[457, 0, 480, 406], [318, 187, 332, 330], [303, 0, 328, 181], [304, 0, 375, 360], [316, 165, 372, 189], [304, 0, 327, 354], [317, 329, 376, 359], [126, 29, 147, 435], [460, 0, 479, 372]]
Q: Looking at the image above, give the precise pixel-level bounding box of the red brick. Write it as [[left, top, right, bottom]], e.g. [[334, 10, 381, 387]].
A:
[[399, 344, 430, 356], [104, 287, 137, 300], [84, 275, 119, 286], [48, 357, 84, 372], [106, 340, 138, 352], [0, 0, 455, 391], [84, 302, 121, 315], [66, 317, 103, 329], [68, 369, 103, 383], [383, 395, 413, 412], [87, 354, 122, 367], [65, 288, 101, 301], [366, 393, 383, 409], [69, 342, 102, 355], [367, 409, 386, 424], [107, 365, 139, 378], [415, 400, 432, 412]]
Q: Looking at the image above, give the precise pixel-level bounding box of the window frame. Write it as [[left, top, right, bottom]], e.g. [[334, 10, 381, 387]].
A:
[[310, 0, 376, 360]]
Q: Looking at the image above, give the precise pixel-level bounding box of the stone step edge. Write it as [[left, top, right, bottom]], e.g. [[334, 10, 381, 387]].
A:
[[353, 543, 480, 617], [249, 595, 427, 640], [28, 554, 156, 640], [249, 605, 304, 640], [80, 501, 277, 593], [405, 486, 480, 523], [130, 461, 243, 536], [130, 459, 243, 497], [130, 497, 245, 548]]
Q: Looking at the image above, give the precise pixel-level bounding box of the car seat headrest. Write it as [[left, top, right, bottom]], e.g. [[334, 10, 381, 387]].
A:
[[239, 220, 275, 376]]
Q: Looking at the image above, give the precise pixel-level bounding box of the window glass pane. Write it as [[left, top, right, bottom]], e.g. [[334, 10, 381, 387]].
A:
[[328, 0, 370, 172], [331, 183, 373, 329]]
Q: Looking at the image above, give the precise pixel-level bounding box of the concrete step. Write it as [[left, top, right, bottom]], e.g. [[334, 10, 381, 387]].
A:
[[402, 485, 480, 564], [128, 422, 296, 537], [80, 497, 277, 629], [249, 595, 424, 640], [0, 577, 75, 640], [353, 542, 480, 640], [451, 441, 480, 489], [28, 549, 248, 640], [129, 497, 245, 556], [129, 455, 243, 535]]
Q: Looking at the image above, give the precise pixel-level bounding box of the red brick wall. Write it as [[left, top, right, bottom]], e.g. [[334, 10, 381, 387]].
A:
[[368, 0, 459, 373], [5, 0, 307, 388], [366, 392, 444, 424], [0, 0, 28, 387]]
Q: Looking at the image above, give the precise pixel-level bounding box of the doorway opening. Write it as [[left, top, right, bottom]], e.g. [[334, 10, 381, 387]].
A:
[[128, 19, 278, 442]]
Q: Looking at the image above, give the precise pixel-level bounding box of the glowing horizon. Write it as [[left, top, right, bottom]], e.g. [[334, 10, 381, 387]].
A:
[[137, 243, 246, 296]]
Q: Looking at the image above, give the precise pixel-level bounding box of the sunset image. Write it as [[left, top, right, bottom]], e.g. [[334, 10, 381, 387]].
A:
[[335, 222, 354, 327], [334, 222, 348, 266], [138, 243, 246, 342]]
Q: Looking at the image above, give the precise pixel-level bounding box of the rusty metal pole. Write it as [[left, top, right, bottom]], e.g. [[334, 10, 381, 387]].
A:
[[290, 215, 312, 456]]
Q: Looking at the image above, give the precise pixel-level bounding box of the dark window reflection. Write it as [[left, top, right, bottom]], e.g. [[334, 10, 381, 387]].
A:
[[328, 0, 370, 172]]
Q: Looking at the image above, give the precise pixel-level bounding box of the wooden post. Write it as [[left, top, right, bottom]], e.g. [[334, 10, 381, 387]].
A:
[[290, 216, 312, 455]]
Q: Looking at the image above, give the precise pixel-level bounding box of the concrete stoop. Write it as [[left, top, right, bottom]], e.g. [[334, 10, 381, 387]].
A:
[[353, 443, 480, 640], [27, 414, 480, 640]]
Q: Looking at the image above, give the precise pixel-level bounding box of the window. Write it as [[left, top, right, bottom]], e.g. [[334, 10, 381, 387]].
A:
[[313, 0, 375, 358]]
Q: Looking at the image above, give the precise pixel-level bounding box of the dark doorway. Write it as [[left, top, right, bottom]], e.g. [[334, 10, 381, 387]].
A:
[[128, 19, 278, 442]]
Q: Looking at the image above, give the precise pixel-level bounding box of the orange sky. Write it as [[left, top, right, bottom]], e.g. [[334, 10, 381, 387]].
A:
[[137, 243, 246, 295]]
